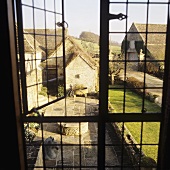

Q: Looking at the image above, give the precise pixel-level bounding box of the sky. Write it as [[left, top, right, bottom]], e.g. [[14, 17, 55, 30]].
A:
[[21, 0, 168, 43]]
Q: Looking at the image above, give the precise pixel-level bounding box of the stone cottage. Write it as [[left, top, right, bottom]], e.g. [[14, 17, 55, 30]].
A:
[[41, 36, 99, 93], [24, 28, 68, 56], [17, 28, 46, 110], [22, 30, 46, 73], [121, 22, 166, 71]]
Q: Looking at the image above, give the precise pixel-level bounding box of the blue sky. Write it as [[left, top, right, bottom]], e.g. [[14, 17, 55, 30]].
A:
[[22, 0, 168, 43], [65, 0, 168, 43], [65, 0, 100, 39]]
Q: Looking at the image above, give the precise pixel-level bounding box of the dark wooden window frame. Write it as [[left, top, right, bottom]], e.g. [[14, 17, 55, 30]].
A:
[[2, 0, 170, 169]]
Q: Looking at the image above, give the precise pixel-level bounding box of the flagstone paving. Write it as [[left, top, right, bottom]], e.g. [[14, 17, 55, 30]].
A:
[[30, 96, 134, 170]]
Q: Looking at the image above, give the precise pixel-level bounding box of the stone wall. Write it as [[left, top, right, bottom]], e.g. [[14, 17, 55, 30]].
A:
[[66, 56, 98, 93], [24, 52, 42, 73], [25, 69, 43, 111]]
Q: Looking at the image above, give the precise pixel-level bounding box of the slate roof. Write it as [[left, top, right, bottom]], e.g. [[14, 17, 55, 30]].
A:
[[16, 24, 45, 54], [124, 22, 167, 60], [43, 36, 98, 70], [23, 30, 45, 54], [24, 28, 68, 55]]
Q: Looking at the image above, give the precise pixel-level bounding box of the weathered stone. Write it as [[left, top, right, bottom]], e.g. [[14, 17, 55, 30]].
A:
[[74, 88, 88, 96], [56, 122, 89, 136], [28, 98, 132, 169]]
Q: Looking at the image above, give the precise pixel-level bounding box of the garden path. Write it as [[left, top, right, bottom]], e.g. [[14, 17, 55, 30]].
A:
[[32, 97, 134, 170]]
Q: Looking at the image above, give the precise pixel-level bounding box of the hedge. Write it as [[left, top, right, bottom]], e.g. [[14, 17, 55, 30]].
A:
[[126, 76, 147, 95]]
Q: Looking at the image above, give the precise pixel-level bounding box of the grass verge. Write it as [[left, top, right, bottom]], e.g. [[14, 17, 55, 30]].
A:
[[109, 85, 161, 161]]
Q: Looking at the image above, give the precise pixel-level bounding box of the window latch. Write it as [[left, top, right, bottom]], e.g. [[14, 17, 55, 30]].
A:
[[56, 21, 69, 28], [108, 13, 127, 20]]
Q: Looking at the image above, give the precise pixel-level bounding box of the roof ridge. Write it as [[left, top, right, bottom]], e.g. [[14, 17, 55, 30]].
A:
[[134, 22, 166, 26]]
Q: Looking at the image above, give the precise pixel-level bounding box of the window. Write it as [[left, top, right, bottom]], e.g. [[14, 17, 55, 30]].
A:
[[4, 0, 170, 169], [75, 74, 80, 79]]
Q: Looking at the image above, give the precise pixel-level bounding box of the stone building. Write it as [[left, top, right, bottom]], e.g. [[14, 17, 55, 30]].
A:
[[24, 28, 68, 56], [18, 29, 46, 110], [121, 22, 167, 70], [41, 36, 99, 93]]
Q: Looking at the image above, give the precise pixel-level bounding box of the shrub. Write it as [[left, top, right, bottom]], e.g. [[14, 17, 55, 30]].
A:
[[138, 62, 158, 74], [58, 85, 64, 97], [39, 86, 48, 96], [140, 156, 157, 167], [24, 112, 41, 143], [126, 77, 147, 95], [114, 75, 124, 85], [24, 122, 40, 142], [24, 128, 36, 143], [138, 62, 164, 79]]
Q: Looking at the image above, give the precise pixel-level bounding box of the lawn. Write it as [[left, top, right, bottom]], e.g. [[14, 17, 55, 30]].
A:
[[108, 85, 161, 162], [109, 86, 161, 113]]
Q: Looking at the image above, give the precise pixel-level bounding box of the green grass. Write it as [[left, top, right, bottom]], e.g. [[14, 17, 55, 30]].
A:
[[108, 85, 161, 161], [109, 86, 161, 113], [125, 122, 160, 161], [73, 38, 121, 55]]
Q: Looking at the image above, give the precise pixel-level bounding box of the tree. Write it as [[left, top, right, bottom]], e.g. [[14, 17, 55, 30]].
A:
[[109, 53, 123, 85]]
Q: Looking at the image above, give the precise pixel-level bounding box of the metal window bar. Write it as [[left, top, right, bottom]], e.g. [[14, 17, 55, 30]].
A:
[[98, 0, 109, 169], [16, 0, 28, 115], [31, 0, 39, 108], [138, 2, 150, 168], [157, 3, 170, 169], [17, 0, 65, 115], [44, 0, 50, 104], [54, 0, 59, 99]]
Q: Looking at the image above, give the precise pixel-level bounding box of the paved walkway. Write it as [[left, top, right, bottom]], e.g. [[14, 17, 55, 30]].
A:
[[118, 70, 163, 106], [31, 97, 134, 170]]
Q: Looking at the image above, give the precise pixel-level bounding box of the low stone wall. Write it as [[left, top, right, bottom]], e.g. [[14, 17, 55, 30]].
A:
[[74, 88, 88, 96], [56, 122, 89, 136], [112, 123, 140, 167]]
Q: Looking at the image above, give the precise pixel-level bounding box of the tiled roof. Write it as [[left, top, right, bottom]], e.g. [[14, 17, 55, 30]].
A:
[[23, 30, 45, 54], [124, 22, 167, 60], [41, 36, 98, 70], [24, 28, 68, 53], [16, 24, 45, 54], [134, 23, 166, 45], [65, 36, 98, 69]]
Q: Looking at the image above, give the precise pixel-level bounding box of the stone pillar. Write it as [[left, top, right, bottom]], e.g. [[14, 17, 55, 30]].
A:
[[139, 49, 145, 61]]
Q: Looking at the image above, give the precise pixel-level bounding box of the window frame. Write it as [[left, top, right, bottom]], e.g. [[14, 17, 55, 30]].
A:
[[4, 0, 170, 169]]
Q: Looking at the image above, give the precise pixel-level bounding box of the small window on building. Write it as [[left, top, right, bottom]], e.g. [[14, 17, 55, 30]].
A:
[[75, 74, 80, 79]]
